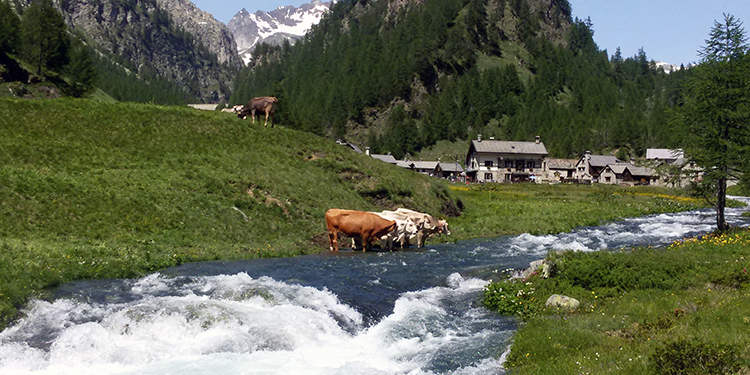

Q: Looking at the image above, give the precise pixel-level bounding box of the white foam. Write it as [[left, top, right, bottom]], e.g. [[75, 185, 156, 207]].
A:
[[0, 273, 504, 375]]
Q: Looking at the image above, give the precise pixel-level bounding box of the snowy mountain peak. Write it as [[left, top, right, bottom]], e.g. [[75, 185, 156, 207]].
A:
[[228, 1, 333, 65]]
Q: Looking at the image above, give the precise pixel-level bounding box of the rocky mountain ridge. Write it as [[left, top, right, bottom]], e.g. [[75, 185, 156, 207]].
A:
[[11, 0, 241, 103], [228, 1, 332, 64]]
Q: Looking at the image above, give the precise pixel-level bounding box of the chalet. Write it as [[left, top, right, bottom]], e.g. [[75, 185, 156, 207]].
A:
[[599, 164, 659, 185], [574, 152, 620, 183], [397, 160, 442, 176], [539, 158, 578, 183], [439, 161, 465, 181], [465, 135, 548, 183]]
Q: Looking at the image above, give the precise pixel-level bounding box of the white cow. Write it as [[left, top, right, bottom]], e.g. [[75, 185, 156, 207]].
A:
[[394, 208, 450, 247]]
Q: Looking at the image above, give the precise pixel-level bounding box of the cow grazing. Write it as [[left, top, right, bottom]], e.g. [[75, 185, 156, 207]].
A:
[[325, 209, 397, 252], [237, 96, 278, 127], [395, 208, 450, 247]]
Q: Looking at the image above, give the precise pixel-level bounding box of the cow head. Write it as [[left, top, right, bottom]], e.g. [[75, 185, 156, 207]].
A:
[[439, 220, 450, 236]]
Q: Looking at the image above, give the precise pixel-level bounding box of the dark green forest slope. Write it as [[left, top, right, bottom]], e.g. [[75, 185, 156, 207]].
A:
[[232, 0, 690, 159]]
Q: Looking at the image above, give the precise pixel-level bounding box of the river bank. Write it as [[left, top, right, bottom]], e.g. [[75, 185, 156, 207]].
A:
[[0, 98, 710, 331], [485, 200, 750, 374], [0, 189, 730, 374]]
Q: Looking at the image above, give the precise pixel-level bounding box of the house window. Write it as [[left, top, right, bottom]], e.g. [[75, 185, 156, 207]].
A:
[[505, 174, 512, 181], [516, 160, 525, 171], [527, 161, 535, 169], [505, 160, 513, 168], [484, 173, 493, 181], [605, 176, 611, 182], [485, 161, 493, 168]]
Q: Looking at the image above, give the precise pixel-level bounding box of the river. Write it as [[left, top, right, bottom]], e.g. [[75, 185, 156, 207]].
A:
[[1, 199, 749, 375]]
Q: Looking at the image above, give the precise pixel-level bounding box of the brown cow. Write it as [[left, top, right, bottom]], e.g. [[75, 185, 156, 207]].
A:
[[325, 209, 397, 252], [237, 96, 278, 127]]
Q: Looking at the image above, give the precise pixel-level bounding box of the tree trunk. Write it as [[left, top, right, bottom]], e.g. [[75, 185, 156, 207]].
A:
[[716, 177, 728, 232]]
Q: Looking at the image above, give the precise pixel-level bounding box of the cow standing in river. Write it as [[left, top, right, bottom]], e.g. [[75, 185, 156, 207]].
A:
[[237, 96, 278, 127], [325, 209, 397, 252]]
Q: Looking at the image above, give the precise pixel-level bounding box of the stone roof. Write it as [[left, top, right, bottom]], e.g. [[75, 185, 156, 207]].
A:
[[546, 158, 577, 170], [399, 161, 440, 171], [605, 163, 656, 176], [586, 155, 620, 167], [646, 148, 684, 160], [606, 164, 629, 174], [627, 165, 656, 177], [470, 140, 548, 155], [439, 162, 464, 173], [371, 154, 399, 164]]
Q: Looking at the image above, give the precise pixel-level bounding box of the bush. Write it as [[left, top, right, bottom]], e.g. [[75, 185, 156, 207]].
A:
[[552, 248, 695, 292], [650, 339, 741, 375]]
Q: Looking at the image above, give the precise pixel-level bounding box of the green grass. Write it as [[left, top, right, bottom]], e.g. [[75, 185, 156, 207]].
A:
[[0, 97, 712, 333], [0, 98, 458, 327], [485, 229, 750, 374], [446, 183, 706, 239]]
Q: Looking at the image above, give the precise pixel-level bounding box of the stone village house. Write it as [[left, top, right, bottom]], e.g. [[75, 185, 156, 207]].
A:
[[465, 136, 548, 183]]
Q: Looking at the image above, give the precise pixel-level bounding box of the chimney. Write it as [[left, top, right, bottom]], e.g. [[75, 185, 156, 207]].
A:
[[365, 147, 370, 156], [478, 134, 482, 142], [535, 136, 540, 144]]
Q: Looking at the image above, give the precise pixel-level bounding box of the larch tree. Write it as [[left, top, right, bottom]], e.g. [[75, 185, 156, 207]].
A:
[[679, 13, 750, 232]]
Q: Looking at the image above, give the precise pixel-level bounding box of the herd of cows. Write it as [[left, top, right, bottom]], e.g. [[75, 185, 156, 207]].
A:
[[325, 208, 450, 252], [232, 97, 449, 252]]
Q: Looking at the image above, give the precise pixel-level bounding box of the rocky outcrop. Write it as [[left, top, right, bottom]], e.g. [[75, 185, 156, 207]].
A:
[[154, 0, 241, 68], [52, 0, 239, 102]]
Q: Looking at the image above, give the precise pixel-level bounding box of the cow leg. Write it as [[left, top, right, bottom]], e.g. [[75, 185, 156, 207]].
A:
[[352, 237, 363, 251], [328, 230, 338, 251], [361, 234, 370, 252], [251, 109, 257, 124], [264, 105, 272, 127], [417, 231, 424, 248]]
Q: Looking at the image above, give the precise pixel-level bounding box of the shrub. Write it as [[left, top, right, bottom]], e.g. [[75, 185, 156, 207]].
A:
[[650, 339, 741, 375]]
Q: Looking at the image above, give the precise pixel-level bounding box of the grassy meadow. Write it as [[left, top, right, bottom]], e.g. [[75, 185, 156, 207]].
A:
[[485, 228, 750, 374], [0, 98, 458, 327], [0, 97, 711, 335]]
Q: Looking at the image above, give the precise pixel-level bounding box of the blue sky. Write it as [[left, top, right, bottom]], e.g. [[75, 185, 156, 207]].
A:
[[192, 0, 750, 65]]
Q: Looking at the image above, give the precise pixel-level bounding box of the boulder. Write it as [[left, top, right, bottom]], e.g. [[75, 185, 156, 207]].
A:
[[518, 259, 552, 279], [545, 294, 580, 311]]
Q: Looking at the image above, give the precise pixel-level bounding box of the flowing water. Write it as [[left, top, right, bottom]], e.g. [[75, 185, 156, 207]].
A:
[[2, 199, 749, 375]]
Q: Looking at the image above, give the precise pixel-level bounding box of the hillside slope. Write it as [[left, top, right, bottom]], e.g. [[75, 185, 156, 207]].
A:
[[233, 0, 686, 160], [0, 98, 460, 323]]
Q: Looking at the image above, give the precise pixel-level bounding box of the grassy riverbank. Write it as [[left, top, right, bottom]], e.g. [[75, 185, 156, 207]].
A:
[[0, 98, 459, 327], [0, 97, 708, 330], [485, 227, 750, 374]]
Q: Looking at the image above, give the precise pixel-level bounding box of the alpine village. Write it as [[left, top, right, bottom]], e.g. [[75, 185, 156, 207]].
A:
[[2, 0, 750, 373]]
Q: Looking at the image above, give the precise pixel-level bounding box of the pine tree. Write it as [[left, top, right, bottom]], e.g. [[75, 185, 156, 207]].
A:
[[65, 38, 96, 97], [680, 13, 750, 232], [0, 1, 20, 56], [20, 0, 69, 75]]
